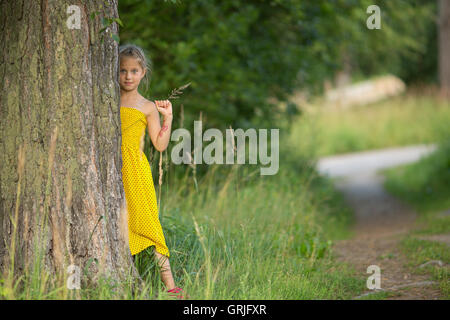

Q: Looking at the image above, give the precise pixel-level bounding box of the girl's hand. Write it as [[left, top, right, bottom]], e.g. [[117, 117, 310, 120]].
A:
[[155, 100, 173, 118]]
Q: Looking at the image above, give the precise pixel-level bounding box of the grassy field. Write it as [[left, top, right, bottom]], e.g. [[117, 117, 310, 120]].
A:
[[291, 87, 450, 157], [139, 87, 450, 300], [124, 125, 364, 299], [2, 87, 448, 300], [290, 86, 450, 300], [1, 108, 366, 300]]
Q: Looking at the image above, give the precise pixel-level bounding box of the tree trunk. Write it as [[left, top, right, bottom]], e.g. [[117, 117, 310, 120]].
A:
[[439, 0, 450, 99], [0, 0, 137, 290]]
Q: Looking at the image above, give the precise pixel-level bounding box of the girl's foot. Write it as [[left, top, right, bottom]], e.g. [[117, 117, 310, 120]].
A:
[[167, 287, 188, 299]]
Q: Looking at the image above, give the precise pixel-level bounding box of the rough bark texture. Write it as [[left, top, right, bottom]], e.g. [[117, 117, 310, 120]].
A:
[[439, 0, 450, 99], [0, 0, 136, 288]]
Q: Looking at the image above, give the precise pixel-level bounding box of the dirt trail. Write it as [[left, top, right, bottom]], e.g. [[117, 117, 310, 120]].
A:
[[317, 144, 443, 299]]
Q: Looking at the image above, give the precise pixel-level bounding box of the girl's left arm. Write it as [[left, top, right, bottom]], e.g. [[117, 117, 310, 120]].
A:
[[146, 100, 173, 152]]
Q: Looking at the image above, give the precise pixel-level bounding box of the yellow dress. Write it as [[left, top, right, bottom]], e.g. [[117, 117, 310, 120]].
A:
[[120, 106, 170, 257]]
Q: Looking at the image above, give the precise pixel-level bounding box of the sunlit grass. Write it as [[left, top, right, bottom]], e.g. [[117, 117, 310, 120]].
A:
[[154, 154, 360, 299], [291, 87, 450, 157], [1, 111, 363, 299], [4, 86, 447, 299]]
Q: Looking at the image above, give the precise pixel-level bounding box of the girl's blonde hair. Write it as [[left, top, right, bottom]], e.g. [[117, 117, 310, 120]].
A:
[[119, 44, 152, 93]]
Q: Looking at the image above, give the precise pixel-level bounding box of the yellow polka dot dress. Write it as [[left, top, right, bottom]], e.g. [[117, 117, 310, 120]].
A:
[[120, 106, 170, 257]]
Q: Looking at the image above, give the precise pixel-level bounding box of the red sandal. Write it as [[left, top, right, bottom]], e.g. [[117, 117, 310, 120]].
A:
[[167, 287, 188, 299]]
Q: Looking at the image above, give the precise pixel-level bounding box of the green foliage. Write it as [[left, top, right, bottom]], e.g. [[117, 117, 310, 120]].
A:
[[118, 0, 438, 130], [118, 0, 352, 130], [383, 134, 450, 215], [347, 0, 438, 84]]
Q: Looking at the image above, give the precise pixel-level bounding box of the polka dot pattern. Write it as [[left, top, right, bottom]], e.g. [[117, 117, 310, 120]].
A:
[[120, 106, 170, 257]]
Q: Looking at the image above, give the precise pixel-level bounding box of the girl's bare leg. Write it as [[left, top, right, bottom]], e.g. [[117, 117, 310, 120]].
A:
[[154, 251, 176, 291]]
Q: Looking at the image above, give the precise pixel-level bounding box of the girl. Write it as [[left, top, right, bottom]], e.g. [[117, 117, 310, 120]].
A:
[[119, 44, 184, 299]]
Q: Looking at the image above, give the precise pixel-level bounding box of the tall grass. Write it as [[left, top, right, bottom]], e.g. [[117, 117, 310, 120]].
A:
[[135, 119, 361, 299], [292, 86, 450, 157], [1, 126, 78, 300], [1, 108, 362, 300]]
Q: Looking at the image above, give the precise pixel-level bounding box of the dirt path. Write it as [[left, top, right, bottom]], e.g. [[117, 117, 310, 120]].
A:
[[317, 144, 443, 299]]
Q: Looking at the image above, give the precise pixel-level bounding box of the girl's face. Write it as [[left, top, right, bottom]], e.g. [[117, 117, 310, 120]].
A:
[[119, 56, 146, 92]]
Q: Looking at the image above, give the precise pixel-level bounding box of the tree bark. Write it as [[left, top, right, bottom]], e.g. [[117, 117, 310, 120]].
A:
[[0, 0, 137, 290], [439, 0, 450, 99]]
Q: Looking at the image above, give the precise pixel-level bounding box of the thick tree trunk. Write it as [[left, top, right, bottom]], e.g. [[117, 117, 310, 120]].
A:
[[0, 0, 137, 290], [439, 0, 450, 99]]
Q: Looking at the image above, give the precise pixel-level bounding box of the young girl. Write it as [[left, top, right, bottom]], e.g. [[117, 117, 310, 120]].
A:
[[119, 44, 184, 298]]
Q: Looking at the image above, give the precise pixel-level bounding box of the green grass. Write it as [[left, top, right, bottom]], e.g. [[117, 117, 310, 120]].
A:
[[399, 237, 450, 299], [382, 135, 450, 238], [6, 87, 448, 300], [149, 88, 449, 300], [1, 111, 365, 300], [146, 148, 362, 299], [292, 89, 450, 157], [383, 141, 450, 215]]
